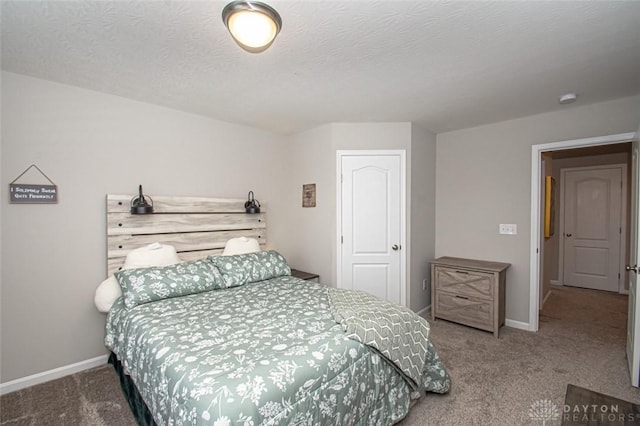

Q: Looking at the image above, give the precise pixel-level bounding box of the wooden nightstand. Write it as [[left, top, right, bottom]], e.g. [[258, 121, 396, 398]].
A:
[[430, 257, 510, 338], [291, 269, 320, 283]]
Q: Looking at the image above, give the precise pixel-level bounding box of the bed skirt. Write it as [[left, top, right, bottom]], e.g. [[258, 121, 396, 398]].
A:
[[108, 352, 157, 426]]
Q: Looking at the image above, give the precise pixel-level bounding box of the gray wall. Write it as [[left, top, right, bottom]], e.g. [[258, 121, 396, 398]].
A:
[[281, 122, 413, 287], [409, 124, 437, 312], [0, 72, 288, 382], [435, 94, 640, 325], [279, 122, 436, 312], [277, 124, 335, 284]]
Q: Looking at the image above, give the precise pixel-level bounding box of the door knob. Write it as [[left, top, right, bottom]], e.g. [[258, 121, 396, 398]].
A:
[[626, 264, 638, 273], [565, 233, 572, 237], [392, 244, 401, 251]]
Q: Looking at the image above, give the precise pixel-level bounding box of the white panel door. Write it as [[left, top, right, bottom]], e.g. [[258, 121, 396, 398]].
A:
[[628, 139, 640, 387], [563, 167, 622, 292], [340, 154, 403, 304]]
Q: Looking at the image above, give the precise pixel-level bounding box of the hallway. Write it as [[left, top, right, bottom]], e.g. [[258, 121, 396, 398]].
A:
[[539, 285, 627, 343]]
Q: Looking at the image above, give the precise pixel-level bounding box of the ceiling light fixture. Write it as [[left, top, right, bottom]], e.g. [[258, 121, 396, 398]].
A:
[[558, 93, 578, 105], [222, 1, 282, 54]]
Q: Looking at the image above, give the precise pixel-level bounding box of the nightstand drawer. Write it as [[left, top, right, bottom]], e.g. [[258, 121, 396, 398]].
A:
[[434, 266, 494, 300], [435, 291, 493, 331]]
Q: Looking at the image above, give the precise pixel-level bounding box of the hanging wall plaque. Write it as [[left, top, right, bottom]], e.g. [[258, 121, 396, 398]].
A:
[[9, 164, 58, 204], [302, 183, 316, 207]]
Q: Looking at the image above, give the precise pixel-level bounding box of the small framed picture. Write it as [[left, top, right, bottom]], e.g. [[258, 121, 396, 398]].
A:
[[303, 183, 316, 207]]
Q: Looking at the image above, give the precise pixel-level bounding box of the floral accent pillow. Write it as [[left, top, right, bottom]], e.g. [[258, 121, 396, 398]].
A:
[[115, 259, 224, 309], [208, 250, 291, 288]]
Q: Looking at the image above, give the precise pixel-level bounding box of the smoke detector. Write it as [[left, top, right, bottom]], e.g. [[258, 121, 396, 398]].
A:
[[559, 93, 578, 105]]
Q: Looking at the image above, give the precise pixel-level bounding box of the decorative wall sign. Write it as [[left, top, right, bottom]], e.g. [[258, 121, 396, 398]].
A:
[[302, 183, 316, 208], [9, 164, 58, 204]]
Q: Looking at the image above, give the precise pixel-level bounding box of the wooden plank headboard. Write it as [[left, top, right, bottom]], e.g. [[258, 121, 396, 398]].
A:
[[106, 194, 266, 275]]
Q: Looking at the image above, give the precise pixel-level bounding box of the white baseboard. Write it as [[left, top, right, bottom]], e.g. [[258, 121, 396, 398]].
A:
[[424, 307, 527, 331], [0, 354, 109, 395], [416, 305, 431, 317], [542, 289, 552, 308], [550, 280, 562, 287], [505, 318, 530, 331]]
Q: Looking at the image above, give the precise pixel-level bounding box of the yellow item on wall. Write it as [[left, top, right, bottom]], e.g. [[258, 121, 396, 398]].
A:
[[544, 176, 555, 238]]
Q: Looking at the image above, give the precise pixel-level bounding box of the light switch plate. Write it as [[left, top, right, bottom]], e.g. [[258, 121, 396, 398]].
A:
[[499, 224, 517, 235]]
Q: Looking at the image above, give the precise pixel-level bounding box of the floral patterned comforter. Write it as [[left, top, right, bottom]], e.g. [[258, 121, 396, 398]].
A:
[[106, 276, 448, 425]]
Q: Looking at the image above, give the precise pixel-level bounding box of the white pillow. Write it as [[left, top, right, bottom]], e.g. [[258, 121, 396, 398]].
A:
[[222, 237, 261, 256], [94, 276, 121, 313], [122, 242, 181, 269], [94, 243, 182, 313]]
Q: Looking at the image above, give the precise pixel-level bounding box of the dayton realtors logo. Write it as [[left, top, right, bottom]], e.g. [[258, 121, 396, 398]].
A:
[[529, 399, 639, 424], [529, 399, 561, 425]]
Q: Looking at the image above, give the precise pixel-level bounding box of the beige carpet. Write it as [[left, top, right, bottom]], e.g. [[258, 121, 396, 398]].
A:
[[0, 363, 136, 425], [1, 285, 638, 425], [400, 285, 640, 425]]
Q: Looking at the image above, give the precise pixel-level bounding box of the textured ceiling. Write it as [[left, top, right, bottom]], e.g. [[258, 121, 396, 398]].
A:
[[2, 1, 640, 135]]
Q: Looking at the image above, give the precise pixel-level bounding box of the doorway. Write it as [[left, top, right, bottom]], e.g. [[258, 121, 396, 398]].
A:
[[336, 150, 407, 305], [530, 132, 636, 331], [531, 133, 639, 386]]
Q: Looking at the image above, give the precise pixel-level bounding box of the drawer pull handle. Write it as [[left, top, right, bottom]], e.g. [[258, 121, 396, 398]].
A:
[[454, 295, 469, 300], [455, 271, 469, 274]]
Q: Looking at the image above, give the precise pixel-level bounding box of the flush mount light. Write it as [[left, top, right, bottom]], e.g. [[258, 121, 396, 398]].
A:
[[559, 93, 578, 105], [222, 1, 282, 53]]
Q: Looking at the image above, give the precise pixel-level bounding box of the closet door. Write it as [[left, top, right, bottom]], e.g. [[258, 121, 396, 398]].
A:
[[338, 151, 405, 305]]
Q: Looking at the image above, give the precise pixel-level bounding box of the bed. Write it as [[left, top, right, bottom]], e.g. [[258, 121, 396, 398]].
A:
[[103, 195, 450, 425]]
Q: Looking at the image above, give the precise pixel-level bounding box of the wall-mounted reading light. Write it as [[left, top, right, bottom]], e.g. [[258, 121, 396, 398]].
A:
[[244, 191, 261, 213], [222, 1, 282, 53], [130, 185, 154, 214]]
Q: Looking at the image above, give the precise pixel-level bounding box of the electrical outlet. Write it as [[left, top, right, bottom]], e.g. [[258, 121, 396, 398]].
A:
[[499, 224, 517, 235], [422, 279, 427, 291]]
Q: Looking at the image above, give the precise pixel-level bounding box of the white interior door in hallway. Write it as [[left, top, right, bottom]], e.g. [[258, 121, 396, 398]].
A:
[[337, 151, 406, 305], [562, 165, 624, 293]]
